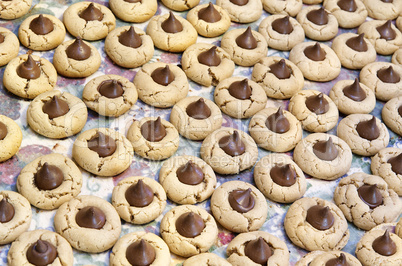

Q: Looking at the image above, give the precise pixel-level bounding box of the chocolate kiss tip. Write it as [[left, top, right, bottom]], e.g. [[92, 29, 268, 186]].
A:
[[35, 240, 48, 253]]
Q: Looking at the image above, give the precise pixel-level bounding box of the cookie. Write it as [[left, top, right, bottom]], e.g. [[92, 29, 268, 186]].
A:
[[109, 231, 171, 266], [303, 0, 323, 3], [104, 26, 154, 68], [161, 0, 199, 11], [82, 74, 138, 117], [7, 229, 73, 266], [289, 42, 341, 82], [331, 33, 377, 70], [3, 53, 57, 99], [288, 90, 339, 132], [133, 62, 188, 108], [63, 2, 116, 41], [181, 43, 235, 87], [0, 115, 22, 162], [170, 96, 223, 141], [248, 107, 302, 152], [358, 20, 402, 55], [109, 0, 157, 23], [200, 127, 258, 175], [363, 0, 402, 20], [18, 14, 65, 51], [337, 114, 390, 156], [295, 251, 362, 266], [216, 0, 262, 23], [226, 231, 289, 266], [72, 128, 134, 177], [183, 253, 231, 266], [284, 197, 350, 251], [54, 195, 121, 253], [334, 172, 402, 230], [214, 77, 267, 119], [146, 12, 197, 53], [382, 96, 402, 136], [254, 153, 306, 203], [220, 27, 268, 66], [392, 48, 402, 65], [329, 78, 376, 114], [0, 191, 31, 245], [159, 155, 217, 204], [251, 56, 304, 99], [210, 181, 268, 233], [296, 6, 339, 41], [0, 27, 19, 67], [53, 37, 101, 78], [112, 176, 166, 224], [371, 148, 402, 196], [160, 205, 218, 257], [360, 62, 402, 101], [27, 90, 88, 139], [262, 0, 302, 17], [0, 0, 31, 19], [258, 15, 305, 51], [323, 0, 367, 28], [397, 219, 402, 238], [126, 117, 179, 160], [186, 3, 231, 38]]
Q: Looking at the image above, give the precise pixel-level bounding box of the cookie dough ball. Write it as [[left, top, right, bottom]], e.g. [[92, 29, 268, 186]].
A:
[[0, 115, 22, 162], [329, 78, 376, 114], [82, 74, 138, 117], [3, 53, 57, 99], [126, 117, 179, 161], [161, 0, 199, 11], [160, 205, 218, 257], [112, 176, 166, 224], [284, 197, 350, 251], [226, 231, 289, 265], [363, 0, 402, 20], [109, 0, 157, 23], [72, 128, 134, 176], [296, 251, 362, 266], [170, 96, 223, 141], [382, 96, 402, 136], [252, 56, 304, 99], [183, 253, 231, 266], [259, 15, 304, 51], [296, 6, 338, 41], [262, 0, 302, 17], [181, 43, 235, 87], [211, 181, 268, 233], [337, 114, 389, 156], [214, 77, 267, 119], [0, 27, 19, 67], [200, 127, 258, 175], [392, 48, 402, 65], [221, 27, 268, 66], [216, 0, 262, 23], [54, 195, 121, 253], [289, 90, 339, 132], [371, 148, 402, 196], [146, 12, 197, 52], [323, 0, 367, 28], [0, 191, 31, 245], [0, 0, 31, 20], [133, 62, 188, 108]]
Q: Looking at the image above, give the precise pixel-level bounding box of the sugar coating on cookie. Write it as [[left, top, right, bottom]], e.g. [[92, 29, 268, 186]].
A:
[[183, 253, 231, 266], [323, 0, 367, 28], [109, 0, 157, 23], [363, 0, 402, 20], [0, 0, 32, 20], [0, 115, 22, 162], [382, 96, 402, 136], [262, 0, 302, 17], [296, 6, 338, 41], [0, 27, 19, 67], [216, 0, 262, 23], [371, 148, 402, 196]]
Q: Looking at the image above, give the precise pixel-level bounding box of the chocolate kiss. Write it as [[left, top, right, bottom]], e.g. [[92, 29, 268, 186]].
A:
[[228, 78, 252, 100], [98, 80, 124, 98], [198, 46, 221, 66], [42, 96, 70, 119], [388, 153, 402, 175], [162, 11, 183, 33], [305, 93, 329, 115], [346, 33, 368, 52], [325, 253, 348, 266], [66, 37, 91, 61], [304, 43, 326, 61], [17, 55, 41, 80], [381, 0, 393, 2], [75, 206, 106, 229], [151, 65, 175, 86], [175, 212, 205, 238], [125, 179, 154, 207], [358, 184, 383, 208], [126, 239, 156, 266], [356, 116, 380, 141], [376, 20, 396, 41], [0, 198, 15, 223], [372, 230, 397, 256], [272, 16, 294, 34], [270, 164, 297, 187], [119, 26, 142, 48], [0, 122, 8, 140], [230, 0, 249, 6], [186, 98, 212, 120], [79, 3, 104, 21], [27, 240, 58, 266], [312, 137, 339, 161], [306, 205, 335, 230], [87, 132, 117, 157], [198, 2, 221, 23], [337, 0, 357, 12], [218, 131, 246, 156], [34, 162, 64, 190], [265, 106, 290, 134], [228, 188, 255, 213], [377, 66, 400, 84], [0, 34, 4, 44], [307, 7, 329, 25], [141, 117, 167, 142], [244, 237, 272, 265], [29, 14, 54, 35], [343, 78, 366, 102], [269, 59, 291, 79], [176, 161, 204, 185], [235, 27, 257, 50]]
